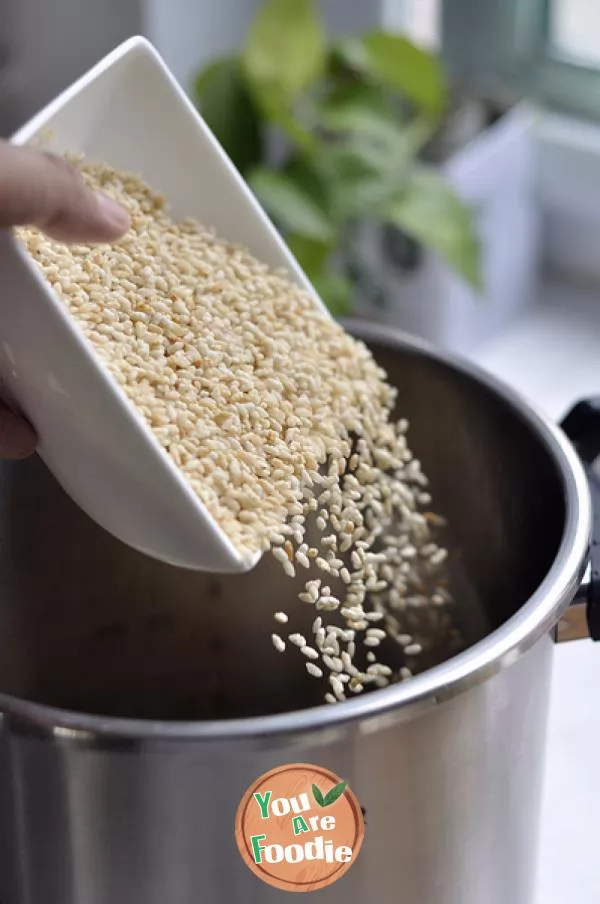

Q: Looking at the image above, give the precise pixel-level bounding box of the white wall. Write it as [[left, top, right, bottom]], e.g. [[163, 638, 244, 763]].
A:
[[145, 0, 258, 92], [1, 0, 387, 133], [1, 0, 141, 133]]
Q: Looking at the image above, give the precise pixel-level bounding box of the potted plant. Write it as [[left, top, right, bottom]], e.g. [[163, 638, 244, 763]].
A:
[[193, 0, 481, 320]]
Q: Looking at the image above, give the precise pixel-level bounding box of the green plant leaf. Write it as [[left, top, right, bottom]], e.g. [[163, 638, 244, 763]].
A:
[[323, 781, 348, 807], [249, 167, 335, 242], [312, 270, 354, 317], [317, 92, 432, 179], [324, 51, 394, 110], [312, 784, 326, 807], [244, 0, 326, 106], [313, 146, 389, 220], [334, 36, 371, 73], [319, 100, 433, 159], [286, 234, 332, 280], [251, 84, 317, 151], [311, 112, 432, 221], [385, 167, 482, 290], [283, 155, 331, 209], [319, 99, 409, 149], [194, 57, 264, 176], [352, 31, 447, 118]]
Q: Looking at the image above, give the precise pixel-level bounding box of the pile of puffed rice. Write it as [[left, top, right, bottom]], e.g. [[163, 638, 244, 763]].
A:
[[17, 156, 459, 704]]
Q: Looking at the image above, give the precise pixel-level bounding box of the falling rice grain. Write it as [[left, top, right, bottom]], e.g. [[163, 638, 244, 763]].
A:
[[19, 154, 458, 709], [271, 634, 286, 653]]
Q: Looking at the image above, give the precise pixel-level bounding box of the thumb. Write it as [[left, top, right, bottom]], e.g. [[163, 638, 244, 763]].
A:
[[0, 403, 36, 459], [0, 141, 130, 243]]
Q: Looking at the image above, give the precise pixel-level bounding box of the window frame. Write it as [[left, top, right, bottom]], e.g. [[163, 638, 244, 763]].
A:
[[442, 0, 600, 121]]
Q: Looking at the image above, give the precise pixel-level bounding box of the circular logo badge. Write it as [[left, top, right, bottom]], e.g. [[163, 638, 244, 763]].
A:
[[235, 763, 365, 892]]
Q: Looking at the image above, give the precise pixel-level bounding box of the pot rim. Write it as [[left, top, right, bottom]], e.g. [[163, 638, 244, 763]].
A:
[[0, 321, 592, 742]]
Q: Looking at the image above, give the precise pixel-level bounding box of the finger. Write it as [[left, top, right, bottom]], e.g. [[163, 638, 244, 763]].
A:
[[0, 404, 37, 459], [0, 142, 130, 242]]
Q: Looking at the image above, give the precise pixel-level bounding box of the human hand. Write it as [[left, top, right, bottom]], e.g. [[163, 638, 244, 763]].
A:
[[0, 140, 130, 458]]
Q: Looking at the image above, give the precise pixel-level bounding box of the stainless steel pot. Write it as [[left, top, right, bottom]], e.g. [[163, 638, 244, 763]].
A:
[[0, 321, 594, 904]]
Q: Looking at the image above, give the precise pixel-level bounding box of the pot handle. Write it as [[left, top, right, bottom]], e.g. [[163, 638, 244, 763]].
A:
[[556, 400, 600, 642]]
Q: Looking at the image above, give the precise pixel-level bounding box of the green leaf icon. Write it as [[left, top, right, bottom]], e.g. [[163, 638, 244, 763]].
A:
[[323, 781, 347, 807], [312, 784, 326, 807]]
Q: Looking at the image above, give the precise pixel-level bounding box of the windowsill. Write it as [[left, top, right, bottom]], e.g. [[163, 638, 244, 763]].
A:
[[470, 275, 600, 904], [470, 276, 600, 420]]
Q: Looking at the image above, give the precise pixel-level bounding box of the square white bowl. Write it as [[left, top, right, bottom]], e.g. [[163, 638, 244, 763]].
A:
[[0, 36, 323, 572]]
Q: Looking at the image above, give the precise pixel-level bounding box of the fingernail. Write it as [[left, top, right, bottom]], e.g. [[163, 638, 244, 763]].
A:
[[95, 192, 130, 234]]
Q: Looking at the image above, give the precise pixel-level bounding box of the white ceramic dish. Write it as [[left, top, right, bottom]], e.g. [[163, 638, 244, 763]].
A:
[[0, 36, 328, 573]]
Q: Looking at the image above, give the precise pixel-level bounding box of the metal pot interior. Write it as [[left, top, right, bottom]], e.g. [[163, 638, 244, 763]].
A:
[[0, 330, 566, 721]]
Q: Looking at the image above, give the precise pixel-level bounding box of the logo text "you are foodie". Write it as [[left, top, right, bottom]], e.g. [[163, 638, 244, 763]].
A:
[[251, 779, 351, 866], [235, 763, 365, 892]]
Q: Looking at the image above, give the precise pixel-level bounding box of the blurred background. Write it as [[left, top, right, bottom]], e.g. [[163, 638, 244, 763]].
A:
[[1, 4, 600, 902], [1, 0, 600, 399]]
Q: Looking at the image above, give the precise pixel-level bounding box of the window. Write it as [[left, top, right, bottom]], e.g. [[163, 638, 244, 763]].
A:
[[550, 0, 600, 67], [384, 0, 441, 50], [442, 0, 600, 120]]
